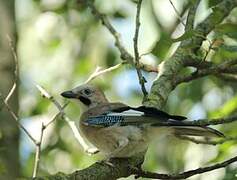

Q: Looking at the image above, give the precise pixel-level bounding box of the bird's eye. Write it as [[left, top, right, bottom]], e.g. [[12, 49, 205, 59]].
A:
[[84, 89, 92, 95]]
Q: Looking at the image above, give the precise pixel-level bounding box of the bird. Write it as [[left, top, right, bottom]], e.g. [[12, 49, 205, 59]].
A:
[[61, 84, 224, 159]]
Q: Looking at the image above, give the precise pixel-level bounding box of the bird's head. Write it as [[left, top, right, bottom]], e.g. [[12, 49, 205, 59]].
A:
[[61, 84, 108, 110]]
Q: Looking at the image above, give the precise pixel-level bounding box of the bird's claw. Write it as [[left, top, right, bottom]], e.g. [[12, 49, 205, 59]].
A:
[[97, 159, 115, 167], [104, 160, 115, 167], [85, 147, 99, 155]]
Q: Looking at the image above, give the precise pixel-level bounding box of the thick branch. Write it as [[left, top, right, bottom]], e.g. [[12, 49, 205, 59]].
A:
[[32, 153, 237, 180], [145, 0, 237, 108], [185, 0, 200, 31], [34, 156, 144, 180]]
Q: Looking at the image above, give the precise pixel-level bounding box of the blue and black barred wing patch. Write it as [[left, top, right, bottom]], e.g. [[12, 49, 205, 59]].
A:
[[83, 107, 187, 127], [83, 114, 167, 127], [84, 115, 125, 127]]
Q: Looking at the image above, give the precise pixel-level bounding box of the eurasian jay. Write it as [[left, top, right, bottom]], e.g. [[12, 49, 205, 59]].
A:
[[61, 84, 223, 158]]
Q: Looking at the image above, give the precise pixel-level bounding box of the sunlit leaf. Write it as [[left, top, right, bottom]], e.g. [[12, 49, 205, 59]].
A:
[[209, 95, 237, 118], [31, 98, 50, 115]]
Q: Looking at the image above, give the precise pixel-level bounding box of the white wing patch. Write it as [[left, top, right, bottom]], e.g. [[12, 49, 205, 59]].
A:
[[107, 109, 144, 116]]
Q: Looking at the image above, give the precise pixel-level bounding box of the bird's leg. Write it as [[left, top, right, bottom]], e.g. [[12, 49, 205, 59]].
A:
[[102, 138, 129, 167]]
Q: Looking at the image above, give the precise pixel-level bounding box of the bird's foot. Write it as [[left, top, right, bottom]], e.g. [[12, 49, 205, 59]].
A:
[[104, 159, 115, 167], [85, 147, 99, 155], [97, 158, 115, 167]]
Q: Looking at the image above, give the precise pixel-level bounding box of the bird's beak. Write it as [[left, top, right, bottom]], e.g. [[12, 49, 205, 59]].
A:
[[61, 91, 77, 99]]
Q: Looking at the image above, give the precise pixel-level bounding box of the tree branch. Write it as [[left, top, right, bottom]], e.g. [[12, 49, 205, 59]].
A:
[[32, 123, 44, 178], [32, 152, 237, 180], [133, 0, 148, 99], [185, 0, 200, 31], [7, 1, 237, 179], [78, 0, 158, 73], [168, 0, 186, 27], [174, 59, 237, 85], [35, 85, 99, 155], [34, 155, 144, 180], [85, 63, 124, 84], [189, 114, 237, 126], [0, 94, 37, 145], [132, 155, 237, 179], [0, 36, 37, 145], [144, 0, 237, 108], [176, 135, 237, 145]]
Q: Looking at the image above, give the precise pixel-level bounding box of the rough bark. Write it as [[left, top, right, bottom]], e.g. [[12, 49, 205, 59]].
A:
[[0, 0, 19, 179]]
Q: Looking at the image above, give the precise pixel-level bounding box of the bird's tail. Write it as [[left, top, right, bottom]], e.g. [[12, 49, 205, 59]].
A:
[[171, 126, 224, 138]]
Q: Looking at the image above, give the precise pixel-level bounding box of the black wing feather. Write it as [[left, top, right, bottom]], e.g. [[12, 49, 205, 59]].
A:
[[132, 106, 187, 121], [107, 105, 187, 121]]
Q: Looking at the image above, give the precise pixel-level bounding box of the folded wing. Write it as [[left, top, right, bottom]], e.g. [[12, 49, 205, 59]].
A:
[[83, 105, 224, 138]]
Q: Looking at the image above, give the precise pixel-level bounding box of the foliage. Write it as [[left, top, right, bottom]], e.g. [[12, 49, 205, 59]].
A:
[[0, 0, 236, 179]]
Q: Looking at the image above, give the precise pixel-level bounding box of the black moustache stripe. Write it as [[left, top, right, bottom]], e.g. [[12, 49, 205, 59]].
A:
[[79, 96, 91, 106]]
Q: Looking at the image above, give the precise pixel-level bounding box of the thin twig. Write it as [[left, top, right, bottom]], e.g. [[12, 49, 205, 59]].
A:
[[32, 100, 68, 178], [174, 59, 237, 85], [0, 36, 37, 145], [169, 0, 186, 27], [133, 0, 148, 99], [1, 96, 37, 144], [44, 103, 68, 128], [202, 39, 216, 62], [5, 35, 18, 104], [35, 84, 63, 113], [79, 0, 157, 74], [82, 0, 133, 64], [176, 135, 237, 145], [35, 84, 98, 154], [85, 63, 124, 84], [191, 114, 237, 126], [32, 123, 45, 178], [133, 155, 237, 179]]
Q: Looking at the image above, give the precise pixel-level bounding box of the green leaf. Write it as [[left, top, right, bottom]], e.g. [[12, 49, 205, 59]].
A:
[[209, 95, 237, 118], [151, 32, 173, 59], [208, 0, 222, 7], [220, 45, 237, 53], [112, 11, 127, 19], [212, 45, 237, 63], [171, 30, 198, 42], [0, 161, 6, 175], [223, 166, 237, 180], [215, 23, 237, 39]]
